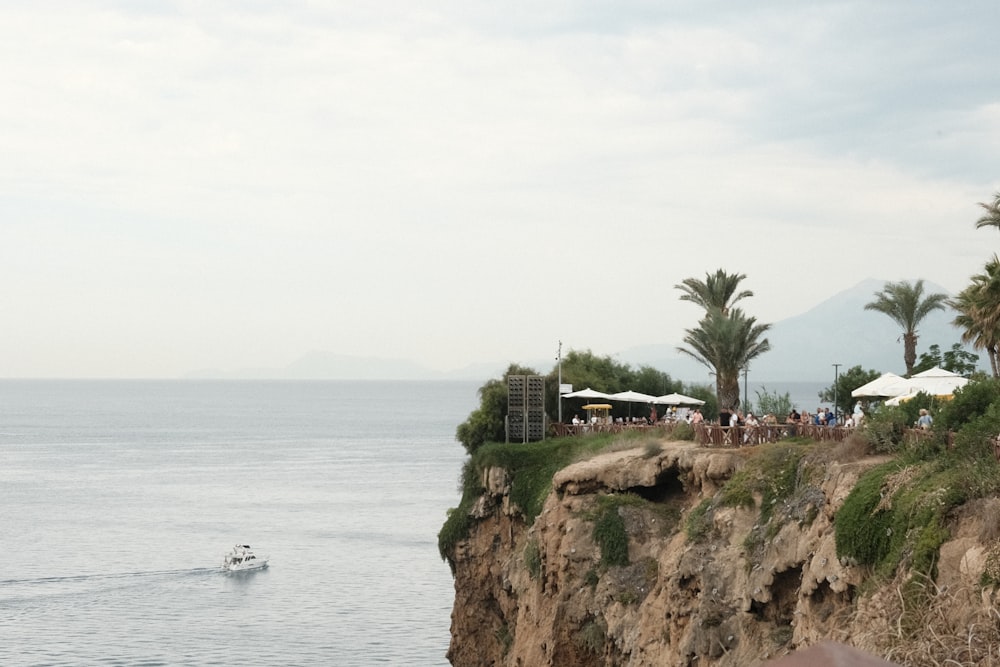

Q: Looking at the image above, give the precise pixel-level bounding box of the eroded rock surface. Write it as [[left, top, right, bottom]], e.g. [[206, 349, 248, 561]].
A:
[[445, 441, 1000, 666]]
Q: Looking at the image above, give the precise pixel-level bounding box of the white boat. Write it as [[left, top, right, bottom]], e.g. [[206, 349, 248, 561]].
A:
[[223, 544, 269, 572]]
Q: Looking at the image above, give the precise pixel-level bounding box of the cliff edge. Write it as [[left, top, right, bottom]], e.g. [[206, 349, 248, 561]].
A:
[[444, 439, 1000, 666]]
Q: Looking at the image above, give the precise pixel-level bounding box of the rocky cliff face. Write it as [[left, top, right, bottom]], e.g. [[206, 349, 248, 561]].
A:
[[444, 441, 1000, 666]]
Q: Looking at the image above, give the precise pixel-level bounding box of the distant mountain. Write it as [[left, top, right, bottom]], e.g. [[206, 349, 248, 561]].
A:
[[617, 278, 967, 383], [185, 350, 516, 381], [187, 279, 971, 383]]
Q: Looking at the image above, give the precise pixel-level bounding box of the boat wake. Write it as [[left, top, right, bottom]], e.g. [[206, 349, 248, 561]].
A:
[[0, 567, 220, 603]]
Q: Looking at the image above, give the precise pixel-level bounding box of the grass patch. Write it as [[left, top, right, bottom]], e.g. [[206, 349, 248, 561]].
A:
[[836, 436, 1000, 612], [717, 443, 811, 523], [524, 539, 542, 580], [685, 498, 714, 542], [591, 494, 644, 568], [438, 433, 627, 565]]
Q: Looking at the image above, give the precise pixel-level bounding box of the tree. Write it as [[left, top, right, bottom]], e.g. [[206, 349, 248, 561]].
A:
[[951, 256, 1000, 378], [675, 269, 753, 316], [545, 349, 682, 422], [864, 279, 948, 376], [818, 365, 881, 416], [456, 363, 538, 454], [677, 307, 771, 412], [749, 386, 794, 419], [974, 191, 1000, 231], [912, 343, 980, 377]]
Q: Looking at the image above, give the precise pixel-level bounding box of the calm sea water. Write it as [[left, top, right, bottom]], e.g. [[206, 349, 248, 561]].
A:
[[0, 380, 479, 666]]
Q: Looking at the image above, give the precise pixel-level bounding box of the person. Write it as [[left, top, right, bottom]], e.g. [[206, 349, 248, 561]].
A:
[[854, 402, 865, 427], [691, 408, 704, 424], [572, 414, 581, 426], [843, 413, 855, 428], [825, 407, 835, 426], [917, 409, 933, 429]]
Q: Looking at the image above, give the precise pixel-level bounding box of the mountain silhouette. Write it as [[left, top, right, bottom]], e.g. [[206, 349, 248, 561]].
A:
[[617, 278, 966, 382]]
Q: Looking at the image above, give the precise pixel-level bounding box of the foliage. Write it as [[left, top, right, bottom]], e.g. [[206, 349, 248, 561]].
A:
[[864, 279, 948, 376], [834, 447, 1000, 585], [717, 443, 809, 523], [974, 191, 1000, 231], [836, 404, 1000, 595], [546, 348, 684, 423], [750, 385, 794, 417], [438, 432, 624, 563], [670, 421, 695, 441], [818, 366, 880, 416], [594, 507, 629, 568], [685, 498, 713, 542], [937, 377, 1000, 431], [590, 493, 645, 568], [456, 363, 539, 454], [912, 343, 980, 377], [524, 539, 542, 580], [675, 268, 754, 315], [950, 255, 1000, 378], [575, 619, 606, 655], [494, 623, 513, 656], [678, 306, 772, 412]]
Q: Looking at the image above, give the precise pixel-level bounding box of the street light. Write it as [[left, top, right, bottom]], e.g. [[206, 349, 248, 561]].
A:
[[557, 340, 563, 424], [742, 367, 749, 412], [832, 363, 842, 423]]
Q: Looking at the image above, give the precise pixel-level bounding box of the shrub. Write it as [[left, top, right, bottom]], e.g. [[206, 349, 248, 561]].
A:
[[524, 539, 542, 580], [685, 498, 713, 542], [670, 421, 695, 441], [717, 443, 808, 523], [937, 377, 1000, 431], [592, 494, 639, 568]]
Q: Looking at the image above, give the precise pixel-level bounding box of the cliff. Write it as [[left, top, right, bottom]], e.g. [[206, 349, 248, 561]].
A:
[[444, 439, 1000, 666]]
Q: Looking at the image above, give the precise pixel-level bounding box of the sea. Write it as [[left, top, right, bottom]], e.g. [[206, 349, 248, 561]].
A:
[[0, 380, 480, 666]]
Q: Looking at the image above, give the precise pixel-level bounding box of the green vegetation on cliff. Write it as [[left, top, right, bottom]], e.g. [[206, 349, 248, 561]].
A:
[[439, 431, 646, 563]]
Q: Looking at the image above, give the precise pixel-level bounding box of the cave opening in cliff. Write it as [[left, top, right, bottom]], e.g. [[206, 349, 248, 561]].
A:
[[750, 566, 802, 626], [626, 467, 684, 503]]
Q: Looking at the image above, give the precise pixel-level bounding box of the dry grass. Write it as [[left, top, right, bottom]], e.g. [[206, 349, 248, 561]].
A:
[[828, 430, 873, 462], [853, 572, 1000, 666]]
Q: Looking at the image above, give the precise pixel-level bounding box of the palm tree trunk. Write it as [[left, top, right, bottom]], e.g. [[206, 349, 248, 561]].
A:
[[903, 332, 918, 376], [718, 376, 740, 413]]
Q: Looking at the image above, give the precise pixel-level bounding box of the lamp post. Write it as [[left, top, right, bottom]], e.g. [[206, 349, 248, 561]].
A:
[[557, 340, 563, 424], [832, 363, 842, 424], [742, 367, 749, 412]]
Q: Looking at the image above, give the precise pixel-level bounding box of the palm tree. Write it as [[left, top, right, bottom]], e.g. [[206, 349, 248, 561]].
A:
[[950, 256, 1000, 377], [678, 307, 771, 411], [974, 192, 1000, 231], [675, 269, 753, 316], [864, 279, 948, 376]]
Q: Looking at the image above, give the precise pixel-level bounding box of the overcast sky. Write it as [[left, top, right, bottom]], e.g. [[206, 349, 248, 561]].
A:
[[3, 1, 999, 378]]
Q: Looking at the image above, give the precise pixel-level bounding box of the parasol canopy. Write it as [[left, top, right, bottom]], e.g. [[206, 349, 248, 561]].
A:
[[562, 387, 614, 400], [609, 390, 658, 403], [654, 392, 706, 406], [850, 372, 909, 398]]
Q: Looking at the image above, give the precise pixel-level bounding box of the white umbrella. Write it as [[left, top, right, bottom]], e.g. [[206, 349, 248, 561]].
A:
[[561, 387, 613, 400], [654, 392, 706, 406], [850, 372, 910, 398], [608, 390, 659, 403], [900, 367, 968, 397]]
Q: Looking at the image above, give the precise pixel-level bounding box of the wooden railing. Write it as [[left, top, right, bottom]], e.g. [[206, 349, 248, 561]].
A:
[[693, 423, 852, 447], [551, 420, 960, 452]]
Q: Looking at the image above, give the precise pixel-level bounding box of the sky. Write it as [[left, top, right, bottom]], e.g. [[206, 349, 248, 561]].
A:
[[2, 1, 999, 378]]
